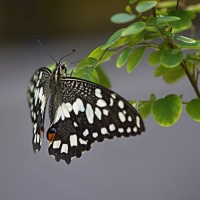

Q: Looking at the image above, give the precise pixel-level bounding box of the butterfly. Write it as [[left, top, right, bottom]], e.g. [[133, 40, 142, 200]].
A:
[[27, 56, 145, 164]]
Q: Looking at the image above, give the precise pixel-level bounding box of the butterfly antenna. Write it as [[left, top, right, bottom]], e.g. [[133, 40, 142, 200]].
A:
[[33, 36, 57, 63], [69, 58, 83, 65], [59, 50, 76, 62]]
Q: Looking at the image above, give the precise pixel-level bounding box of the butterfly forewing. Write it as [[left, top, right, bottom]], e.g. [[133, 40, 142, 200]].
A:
[[47, 78, 145, 164], [27, 67, 51, 152]]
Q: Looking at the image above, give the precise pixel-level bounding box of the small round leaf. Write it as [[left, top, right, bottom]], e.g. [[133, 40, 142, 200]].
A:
[[175, 35, 196, 43], [139, 94, 156, 119], [73, 57, 99, 83], [187, 54, 200, 63], [122, 22, 146, 37], [154, 65, 169, 77], [186, 99, 200, 122], [126, 47, 146, 73], [102, 28, 124, 50], [148, 51, 160, 66], [111, 13, 136, 24], [116, 47, 132, 68], [168, 10, 191, 29], [152, 94, 182, 127], [160, 49, 183, 68], [136, 1, 157, 13], [163, 65, 185, 84]]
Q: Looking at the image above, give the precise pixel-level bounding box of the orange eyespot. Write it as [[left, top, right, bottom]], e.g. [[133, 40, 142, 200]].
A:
[[47, 132, 55, 142]]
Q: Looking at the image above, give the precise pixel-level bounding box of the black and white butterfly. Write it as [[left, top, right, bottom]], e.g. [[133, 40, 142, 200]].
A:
[[27, 59, 145, 164]]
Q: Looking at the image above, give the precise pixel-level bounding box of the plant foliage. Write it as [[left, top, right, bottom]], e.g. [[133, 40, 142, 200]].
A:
[[49, 0, 200, 127]]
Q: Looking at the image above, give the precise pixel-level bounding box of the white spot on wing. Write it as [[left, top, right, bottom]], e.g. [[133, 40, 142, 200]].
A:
[[101, 127, 108, 135], [95, 88, 102, 98], [54, 106, 62, 123], [111, 93, 116, 99], [33, 123, 37, 134], [33, 134, 37, 144], [61, 103, 70, 118], [53, 140, 61, 149], [118, 128, 124, 133], [86, 104, 94, 124], [70, 135, 78, 147], [118, 100, 124, 109], [103, 109, 108, 116], [76, 98, 85, 112], [96, 99, 107, 107], [65, 103, 72, 112], [127, 127, 131, 133], [92, 132, 98, 138], [61, 144, 68, 154], [83, 129, 89, 137], [118, 112, 126, 123], [73, 122, 78, 127], [133, 126, 138, 133], [136, 116, 140, 128], [79, 138, 87, 145], [36, 134, 40, 143], [39, 71, 43, 79], [109, 124, 116, 131], [109, 98, 114, 107], [95, 107, 102, 120], [128, 116, 132, 122], [73, 102, 79, 115]]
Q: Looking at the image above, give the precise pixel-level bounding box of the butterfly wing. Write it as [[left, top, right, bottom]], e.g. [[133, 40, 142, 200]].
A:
[[27, 67, 51, 152], [47, 77, 145, 164]]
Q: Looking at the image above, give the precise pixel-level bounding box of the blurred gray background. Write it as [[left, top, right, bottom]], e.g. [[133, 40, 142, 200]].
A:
[[0, 1, 200, 200]]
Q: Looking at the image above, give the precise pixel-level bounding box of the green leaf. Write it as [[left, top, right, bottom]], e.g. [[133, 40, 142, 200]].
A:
[[122, 22, 146, 37], [129, 0, 138, 4], [143, 32, 160, 40], [186, 3, 200, 13], [154, 65, 169, 77], [162, 31, 174, 38], [146, 16, 180, 26], [148, 50, 160, 66], [73, 57, 99, 83], [96, 65, 111, 88], [116, 47, 132, 68], [126, 47, 146, 73], [168, 10, 191, 29], [186, 99, 200, 122], [102, 28, 125, 50], [186, 10, 196, 19], [136, 1, 157, 13], [163, 65, 185, 84], [125, 5, 133, 14], [152, 94, 182, 127], [88, 45, 116, 63], [157, 1, 178, 8], [160, 49, 183, 68], [139, 94, 156, 119], [187, 54, 200, 63], [110, 13, 136, 24], [180, 40, 200, 49], [109, 37, 131, 49], [47, 63, 56, 71], [175, 35, 196, 43]]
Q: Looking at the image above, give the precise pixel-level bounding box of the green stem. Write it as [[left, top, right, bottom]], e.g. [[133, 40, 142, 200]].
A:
[[181, 61, 200, 98]]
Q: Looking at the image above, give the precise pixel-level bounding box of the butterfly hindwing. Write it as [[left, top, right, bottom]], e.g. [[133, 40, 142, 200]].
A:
[[47, 77, 145, 164], [27, 67, 51, 152]]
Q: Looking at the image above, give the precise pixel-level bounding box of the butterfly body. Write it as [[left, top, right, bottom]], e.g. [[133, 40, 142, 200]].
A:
[[27, 62, 145, 164]]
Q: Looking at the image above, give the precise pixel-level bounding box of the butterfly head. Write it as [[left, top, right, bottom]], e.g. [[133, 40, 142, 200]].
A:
[[53, 62, 68, 81]]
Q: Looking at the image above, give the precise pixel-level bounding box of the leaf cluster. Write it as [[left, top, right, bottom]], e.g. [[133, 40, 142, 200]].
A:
[[47, 0, 200, 126]]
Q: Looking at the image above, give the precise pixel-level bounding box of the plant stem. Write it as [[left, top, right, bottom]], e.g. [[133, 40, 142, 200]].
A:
[[181, 61, 200, 98]]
